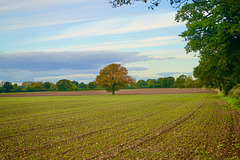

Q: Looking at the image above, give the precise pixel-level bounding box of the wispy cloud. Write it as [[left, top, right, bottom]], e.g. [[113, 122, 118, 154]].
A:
[[0, 0, 105, 31], [46, 12, 183, 40], [45, 36, 183, 51], [140, 49, 186, 55], [0, 0, 89, 13]]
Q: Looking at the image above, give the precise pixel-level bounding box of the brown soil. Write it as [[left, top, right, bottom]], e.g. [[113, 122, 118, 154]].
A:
[[0, 88, 216, 97]]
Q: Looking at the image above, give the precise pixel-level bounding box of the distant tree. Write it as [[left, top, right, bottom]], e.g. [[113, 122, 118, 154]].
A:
[[160, 78, 168, 88], [183, 77, 202, 88], [30, 82, 44, 91], [25, 86, 36, 92], [43, 82, 51, 90], [88, 82, 97, 90], [78, 82, 87, 90], [56, 79, 72, 91], [156, 78, 163, 88], [21, 81, 44, 91], [175, 75, 203, 88], [146, 79, 156, 88], [136, 80, 148, 88], [22, 81, 32, 87], [166, 77, 175, 88], [71, 84, 79, 91], [176, 75, 187, 88], [13, 86, 24, 92], [95, 63, 135, 95], [184, 76, 194, 88], [72, 81, 79, 87], [49, 83, 57, 91], [13, 84, 17, 89], [3, 82, 13, 93]]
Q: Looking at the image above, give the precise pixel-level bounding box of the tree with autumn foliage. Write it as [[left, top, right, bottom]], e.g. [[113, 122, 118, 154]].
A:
[[95, 63, 136, 95]]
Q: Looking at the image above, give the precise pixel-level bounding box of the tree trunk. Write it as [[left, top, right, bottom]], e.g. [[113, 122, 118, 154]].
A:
[[112, 83, 116, 95]]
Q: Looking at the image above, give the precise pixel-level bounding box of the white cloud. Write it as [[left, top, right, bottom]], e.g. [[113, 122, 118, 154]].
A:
[[140, 49, 185, 55], [45, 36, 183, 51], [0, 0, 105, 31], [46, 12, 183, 40], [149, 55, 196, 60], [0, 16, 92, 31], [0, 0, 89, 13]]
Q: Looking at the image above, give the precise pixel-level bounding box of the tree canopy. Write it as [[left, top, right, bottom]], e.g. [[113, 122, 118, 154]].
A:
[[2, 82, 13, 93], [176, 0, 240, 95], [95, 63, 136, 95]]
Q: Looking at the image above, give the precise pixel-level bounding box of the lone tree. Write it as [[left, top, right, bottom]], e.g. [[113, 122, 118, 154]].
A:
[[95, 63, 136, 95]]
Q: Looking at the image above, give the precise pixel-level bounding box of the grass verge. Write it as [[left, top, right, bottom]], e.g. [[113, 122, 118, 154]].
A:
[[219, 92, 240, 113]]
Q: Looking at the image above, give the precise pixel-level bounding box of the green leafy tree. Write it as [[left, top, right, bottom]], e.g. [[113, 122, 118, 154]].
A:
[[43, 82, 51, 90], [175, 0, 240, 94], [88, 82, 97, 90], [166, 77, 175, 88], [72, 81, 79, 87], [176, 75, 187, 88], [71, 84, 79, 91], [136, 80, 148, 88], [3, 82, 13, 93], [49, 83, 57, 91], [22, 81, 32, 87], [146, 79, 156, 88], [184, 76, 195, 88], [30, 82, 44, 91], [156, 78, 163, 88], [25, 86, 36, 92], [160, 78, 168, 88], [78, 82, 88, 90], [56, 79, 72, 91], [13, 86, 24, 92], [95, 63, 136, 95]]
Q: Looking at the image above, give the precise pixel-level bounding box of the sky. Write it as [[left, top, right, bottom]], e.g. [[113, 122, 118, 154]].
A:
[[0, 0, 199, 84]]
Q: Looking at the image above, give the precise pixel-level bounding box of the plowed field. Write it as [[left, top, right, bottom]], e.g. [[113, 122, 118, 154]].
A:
[[0, 88, 216, 97], [0, 92, 239, 159]]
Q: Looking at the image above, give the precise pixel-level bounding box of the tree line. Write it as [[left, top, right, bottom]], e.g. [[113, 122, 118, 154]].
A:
[[0, 74, 202, 93], [0, 80, 96, 93]]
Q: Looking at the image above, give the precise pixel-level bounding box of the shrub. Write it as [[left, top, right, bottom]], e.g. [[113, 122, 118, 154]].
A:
[[228, 84, 240, 99]]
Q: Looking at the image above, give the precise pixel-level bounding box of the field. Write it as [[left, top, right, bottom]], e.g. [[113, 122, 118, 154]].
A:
[[0, 88, 216, 97], [0, 90, 239, 159]]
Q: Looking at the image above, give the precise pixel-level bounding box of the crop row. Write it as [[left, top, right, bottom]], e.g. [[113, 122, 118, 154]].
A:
[[0, 93, 239, 159]]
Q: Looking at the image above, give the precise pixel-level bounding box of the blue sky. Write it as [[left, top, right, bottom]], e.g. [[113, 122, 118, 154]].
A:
[[0, 0, 198, 84]]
